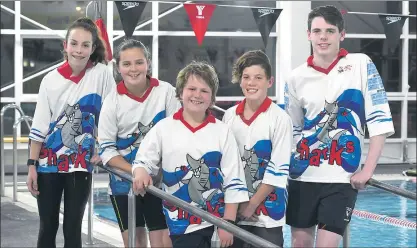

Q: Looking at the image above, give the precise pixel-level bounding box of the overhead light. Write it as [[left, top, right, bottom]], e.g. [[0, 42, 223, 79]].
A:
[[76, 6, 81, 11]]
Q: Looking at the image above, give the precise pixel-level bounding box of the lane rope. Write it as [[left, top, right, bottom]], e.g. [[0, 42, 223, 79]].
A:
[[353, 209, 417, 230]]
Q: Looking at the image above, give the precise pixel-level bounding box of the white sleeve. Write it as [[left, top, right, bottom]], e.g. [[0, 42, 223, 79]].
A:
[[97, 95, 120, 165], [29, 76, 51, 142], [221, 127, 249, 204], [284, 79, 304, 150], [131, 122, 162, 176], [362, 55, 395, 138], [165, 84, 182, 116], [221, 108, 231, 123], [262, 113, 292, 189]]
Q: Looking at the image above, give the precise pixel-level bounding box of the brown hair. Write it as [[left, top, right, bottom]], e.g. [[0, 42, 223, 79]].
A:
[[231, 50, 271, 84], [114, 38, 151, 75], [63, 17, 107, 65], [308, 5, 345, 32], [176, 61, 219, 104]]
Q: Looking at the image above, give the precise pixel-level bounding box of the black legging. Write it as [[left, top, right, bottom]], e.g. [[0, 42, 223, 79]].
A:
[[36, 171, 92, 248]]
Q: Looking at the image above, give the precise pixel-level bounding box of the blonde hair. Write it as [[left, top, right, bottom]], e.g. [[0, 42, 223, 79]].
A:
[[176, 61, 219, 104]]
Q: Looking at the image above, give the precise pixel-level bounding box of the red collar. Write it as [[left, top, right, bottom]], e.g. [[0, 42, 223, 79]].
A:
[[307, 49, 348, 74], [235, 97, 272, 126], [57, 60, 94, 84], [173, 108, 216, 133], [117, 76, 159, 103]]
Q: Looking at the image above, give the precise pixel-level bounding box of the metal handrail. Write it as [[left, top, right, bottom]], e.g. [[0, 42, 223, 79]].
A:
[[12, 115, 33, 202], [97, 163, 280, 248], [367, 178, 416, 201], [1, 103, 32, 196]]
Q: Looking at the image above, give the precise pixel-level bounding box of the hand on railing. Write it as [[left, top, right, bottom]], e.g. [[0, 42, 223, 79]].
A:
[[132, 167, 153, 197], [350, 170, 373, 190]]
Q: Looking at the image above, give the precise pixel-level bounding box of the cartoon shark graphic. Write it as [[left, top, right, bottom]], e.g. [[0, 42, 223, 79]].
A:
[[241, 146, 260, 194], [56, 103, 83, 150], [316, 101, 347, 144], [182, 154, 218, 205]]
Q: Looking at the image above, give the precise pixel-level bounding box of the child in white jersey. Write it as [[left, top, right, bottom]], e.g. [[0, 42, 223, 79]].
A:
[[222, 50, 292, 248], [285, 5, 395, 247], [131, 61, 249, 248], [98, 38, 178, 247], [26, 17, 115, 248]]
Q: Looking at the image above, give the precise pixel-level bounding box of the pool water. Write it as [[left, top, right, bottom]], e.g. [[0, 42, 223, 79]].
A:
[[93, 180, 416, 247]]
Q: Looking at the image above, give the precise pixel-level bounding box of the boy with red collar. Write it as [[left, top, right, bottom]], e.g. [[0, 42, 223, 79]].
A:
[[222, 50, 293, 248], [285, 5, 395, 247], [132, 61, 249, 248]]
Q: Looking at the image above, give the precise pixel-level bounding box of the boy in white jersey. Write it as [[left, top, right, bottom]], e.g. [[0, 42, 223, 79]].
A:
[[26, 17, 115, 248], [222, 50, 292, 248], [98, 39, 178, 247], [285, 5, 395, 247], [131, 61, 249, 248]]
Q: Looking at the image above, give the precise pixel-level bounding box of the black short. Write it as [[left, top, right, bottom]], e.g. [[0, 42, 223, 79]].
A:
[[170, 226, 214, 248], [231, 225, 283, 248], [109, 193, 167, 232], [286, 180, 358, 236]]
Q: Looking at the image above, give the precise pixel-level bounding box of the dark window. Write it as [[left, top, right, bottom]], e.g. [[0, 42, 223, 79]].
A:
[[410, 39, 416, 92], [410, 1, 416, 34], [113, 1, 151, 31], [311, 2, 401, 34], [21, 1, 107, 30], [341, 38, 401, 92], [1, 1, 14, 9], [22, 39, 64, 94], [21, 102, 36, 135], [1, 35, 14, 97], [408, 101, 416, 138], [1, 1, 14, 29], [158, 36, 276, 97], [159, 1, 276, 31]]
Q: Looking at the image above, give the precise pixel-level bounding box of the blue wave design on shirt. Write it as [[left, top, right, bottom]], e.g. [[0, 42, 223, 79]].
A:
[[110, 111, 167, 194]]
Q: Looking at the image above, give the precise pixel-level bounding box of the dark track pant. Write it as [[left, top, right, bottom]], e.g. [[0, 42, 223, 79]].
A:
[[36, 172, 92, 248]]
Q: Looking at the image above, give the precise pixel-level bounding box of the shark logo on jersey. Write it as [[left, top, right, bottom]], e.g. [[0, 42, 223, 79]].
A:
[[316, 101, 348, 144], [290, 89, 365, 179], [161, 151, 247, 235], [241, 146, 261, 194], [182, 154, 219, 205], [56, 103, 83, 150], [240, 140, 288, 221], [38, 94, 102, 173]]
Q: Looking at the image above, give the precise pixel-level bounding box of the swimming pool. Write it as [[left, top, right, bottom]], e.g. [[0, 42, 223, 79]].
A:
[[93, 180, 416, 247]]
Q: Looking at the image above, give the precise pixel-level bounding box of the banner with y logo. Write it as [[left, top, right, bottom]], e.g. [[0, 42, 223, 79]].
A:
[[115, 1, 147, 38], [378, 14, 408, 53], [251, 8, 282, 48], [183, 3, 216, 46]]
